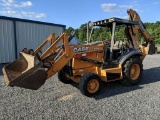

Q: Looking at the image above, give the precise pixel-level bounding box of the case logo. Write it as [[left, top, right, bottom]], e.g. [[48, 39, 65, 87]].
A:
[[73, 47, 89, 52]]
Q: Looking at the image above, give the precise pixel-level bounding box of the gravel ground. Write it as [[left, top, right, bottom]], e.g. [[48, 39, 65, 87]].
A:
[[1, 55, 160, 120]]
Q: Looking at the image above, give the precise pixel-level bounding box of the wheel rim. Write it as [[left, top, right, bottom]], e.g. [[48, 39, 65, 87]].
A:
[[87, 79, 99, 94], [130, 64, 140, 80]]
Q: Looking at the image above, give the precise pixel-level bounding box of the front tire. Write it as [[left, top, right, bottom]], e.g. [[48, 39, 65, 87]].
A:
[[79, 73, 102, 97], [121, 57, 143, 85], [58, 70, 72, 84]]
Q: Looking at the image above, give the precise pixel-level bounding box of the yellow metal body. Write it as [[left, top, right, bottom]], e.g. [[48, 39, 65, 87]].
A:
[[3, 9, 153, 90], [40, 33, 122, 83], [69, 56, 122, 83], [2, 32, 123, 90]]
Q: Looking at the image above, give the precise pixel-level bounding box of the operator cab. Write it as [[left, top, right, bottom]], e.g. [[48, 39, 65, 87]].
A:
[[89, 17, 139, 66]]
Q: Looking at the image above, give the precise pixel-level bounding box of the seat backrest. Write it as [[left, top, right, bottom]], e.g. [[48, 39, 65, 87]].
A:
[[113, 41, 123, 48]]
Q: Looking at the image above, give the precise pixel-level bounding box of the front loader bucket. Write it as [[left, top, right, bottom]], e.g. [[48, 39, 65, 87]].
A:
[[2, 52, 47, 90]]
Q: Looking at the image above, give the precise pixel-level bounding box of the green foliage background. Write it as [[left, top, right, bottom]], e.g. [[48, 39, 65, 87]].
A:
[[66, 22, 160, 44]]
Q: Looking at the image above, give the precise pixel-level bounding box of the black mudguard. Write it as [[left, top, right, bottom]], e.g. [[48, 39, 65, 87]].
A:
[[119, 51, 142, 65]]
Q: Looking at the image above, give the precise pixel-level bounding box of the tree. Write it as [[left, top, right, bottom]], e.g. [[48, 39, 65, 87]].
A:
[[66, 22, 160, 44], [77, 24, 87, 43], [65, 27, 74, 36]]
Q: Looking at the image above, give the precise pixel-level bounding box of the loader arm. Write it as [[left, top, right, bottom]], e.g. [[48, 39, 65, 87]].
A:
[[2, 33, 72, 90], [34, 33, 56, 55], [41, 33, 103, 78], [41, 32, 72, 78]]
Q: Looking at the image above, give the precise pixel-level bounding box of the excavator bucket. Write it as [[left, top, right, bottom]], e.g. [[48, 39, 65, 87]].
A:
[[2, 52, 47, 90]]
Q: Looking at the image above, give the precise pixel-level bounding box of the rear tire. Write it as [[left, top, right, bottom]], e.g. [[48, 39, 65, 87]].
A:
[[79, 73, 102, 97], [121, 57, 143, 85], [58, 70, 72, 84]]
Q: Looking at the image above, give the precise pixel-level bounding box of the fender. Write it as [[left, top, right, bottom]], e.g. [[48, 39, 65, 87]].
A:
[[119, 51, 142, 65]]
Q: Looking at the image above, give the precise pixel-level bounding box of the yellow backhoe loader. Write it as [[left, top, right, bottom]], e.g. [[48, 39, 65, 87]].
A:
[[2, 9, 154, 96]]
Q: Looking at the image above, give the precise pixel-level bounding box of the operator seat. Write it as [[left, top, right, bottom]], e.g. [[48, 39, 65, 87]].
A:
[[113, 40, 123, 50], [104, 40, 124, 62], [112, 40, 124, 60]]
